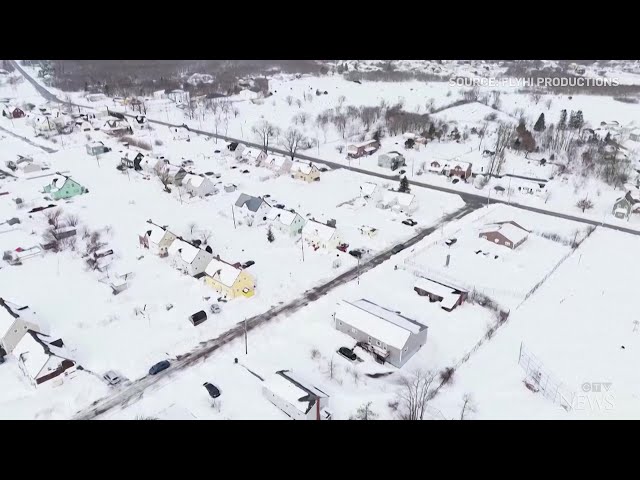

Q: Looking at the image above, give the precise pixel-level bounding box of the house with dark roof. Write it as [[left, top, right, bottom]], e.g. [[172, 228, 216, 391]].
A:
[[612, 191, 640, 220], [234, 193, 271, 226], [13, 331, 75, 386], [262, 370, 331, 420], [479, 222, 530, 249]]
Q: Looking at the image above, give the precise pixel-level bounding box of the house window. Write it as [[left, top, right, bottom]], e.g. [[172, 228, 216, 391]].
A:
[[368, 336, 371, 344], [494, 238, 499, 243], [351, 328, 357, 334], [505, 241, 511, 246], [376, 340, 381, 346], [339, 321, 343, 326]]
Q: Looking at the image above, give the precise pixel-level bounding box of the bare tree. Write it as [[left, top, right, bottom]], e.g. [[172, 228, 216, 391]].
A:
[[232, 106, 240, 118], [325, 356, 336, 380], [296, 98, 302, 108], [460, 393, 477, 420], [252, 120, 280, 152], [200, 229, 213, 245], [280, 127, 308, 160], [396, 369, 436, 420], [576, 198, 594, 213], [188, 222, 198, 235], [45, 208, 63, 229], [332, 113, 348, 139], [337, 95, 346, 109], [350, 402, 378, 420], [285, 95, 293, 106], [65, 214, 80, 227]]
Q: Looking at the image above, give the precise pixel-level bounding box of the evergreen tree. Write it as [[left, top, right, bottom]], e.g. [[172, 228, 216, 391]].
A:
[[572, 110, 584, 130], [558, 109, 567, 130], [350, 402, 378, 420], [267, 227, 275, 243], [534, 113, 546, 132], [604, 132, 612, 144], [399, 176, 410, 193]]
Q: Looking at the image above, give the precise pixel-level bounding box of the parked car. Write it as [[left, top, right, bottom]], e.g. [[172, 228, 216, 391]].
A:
[[402, 219, 418, 226], [210, 304, 222, 314], [242, 169, 250, 174], [391, 244, 404, 254], [149, 360, 170, 375], [214, 150, 221, 153], [445, 238, 457, 246], [349, 249, 363, 259], [319, 167, 329, 172], [231, 165, 238, 169], [338, 347, 357, 361], [103, 370, 123, 386], [203, 382, 221, 398], [274, 203, 285, 209], [452, 178, 460, 184], [337, 243, 349, 252], [242, 260, 255, 269]]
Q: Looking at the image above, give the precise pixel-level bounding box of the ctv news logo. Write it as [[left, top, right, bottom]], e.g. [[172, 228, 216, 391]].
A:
[[561, 382, 614, 412]]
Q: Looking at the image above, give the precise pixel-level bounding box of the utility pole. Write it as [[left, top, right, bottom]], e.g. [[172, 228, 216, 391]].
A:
[[231, 206, 236, 229], [301, 235, 305, 262], [357, 256, 360, 285], [244, 318, 248, 355], [486, 186, 492, 208], [507, 175, 512, 204]]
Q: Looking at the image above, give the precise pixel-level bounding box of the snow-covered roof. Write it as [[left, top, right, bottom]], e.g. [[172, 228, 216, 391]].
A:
[[0, 302, 18, 333], [349, 139, 378, 149], [335, 299, 426, 350], [183, 173, 206, 188], [290, 162, 317, 175], [263, 370, 327, 415], [164, 164, 184, 176], [266, 207, 300, 226], [88, 141, 105, 148], [382, 190, 415, 207], [12, 334, 49, 379], [380, 151, 403, 159], [243, 148, 263, 160], [205, 257, 242, 287], [444, 160, 471, 171], [168, 239, 201, 264], [480, 223, 529, 245], [414, 278, 456, 299], [440, 294, 460, 311], [303, 220, 336, 242], [360, 182, 378, 196], [144, 222, 170, 244], [264, 155, 288, 169]]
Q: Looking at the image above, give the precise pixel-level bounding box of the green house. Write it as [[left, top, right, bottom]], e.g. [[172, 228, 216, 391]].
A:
[[43, 175, 87, 200]]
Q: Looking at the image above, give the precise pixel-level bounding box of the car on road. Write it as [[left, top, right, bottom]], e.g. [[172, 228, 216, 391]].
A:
[[149, 360, 170, 376], [338, 347, 357, 361], [103, 370, 124, 386], [242, 260, 255, 269], [203, 382, 221, 398], [402, 219, 418, 226], [391, 244, 404, 254]]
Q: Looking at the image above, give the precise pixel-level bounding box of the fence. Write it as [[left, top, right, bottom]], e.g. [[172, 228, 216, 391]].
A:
[[518, 342, 573, 411]]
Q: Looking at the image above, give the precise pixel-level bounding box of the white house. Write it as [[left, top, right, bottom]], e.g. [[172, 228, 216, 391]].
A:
[[183, 173, 217, 197], [234, 193, 272, 226], [170, 126, 190, 141], [0, 299, 47, 355], [262, 370, 331, 420], [290, 161, 321, 182], [266, 207, 306, 237], [302, 219, 341, 250], [166, 89, 190, 104], [139, 221, 177, 256], [378, 190, 418, 214], [13, 332, 75, 386], [629, 128, 640, 142], [167, 238, 213, 277], [360, 182, 380, 200], [241, 147, 267, 164], [261, 154, 292, 175]]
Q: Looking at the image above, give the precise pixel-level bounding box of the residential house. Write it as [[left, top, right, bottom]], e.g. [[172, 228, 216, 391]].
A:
[[161, 164, 187, 185], [443, 160, 472, 180], [612, 191, 640, 220], [2, 106, 25, 118], [378, 190, 418, 214], [262, 370, 330, 420], [378, 151, 406, 170], [86, 141, 111, 156], [234, 193, 271, 226], [262, 154, 292, 175], [13, 331, 75, 386], [16, 160, 43, 175], [347, 139, 380, 159], [334, 299, 428, 368], [629, 128, 640, 142], [43, 175, 87, 200], [428, 160, 444, 174], [479, 222, 530, 249], [31, 115, 57, 133], [358, 225, 378, 237], [168, 238, 213, 277], [224, 183, 237, 193], [132, 115, 147, 129], [201, 256, 256, 299], [290, 161, 321, 182], [183, 173, 217, 197], [302, 219, 341, 250], [241, 147, 267, 164], [0, 299, 47, 355], [166, 89, 190, 104], [139, 220, 177, 256], [414, 277, 468, 312], [121, 151, 144, 171], [230, 143, 246, 159], [170, 126, 190, 141], [266, 207, 306, 237], [360, 182, 380, 200], [102, 117, 132, 136]]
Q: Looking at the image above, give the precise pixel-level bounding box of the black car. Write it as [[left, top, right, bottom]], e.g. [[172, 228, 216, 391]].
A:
[[149, 360, 170, 375], [391, 244, 404, 254], [338, 347, 357, 361], [349, 249, 363, 259], [242, 260, 255, 269], [319, 167, 329, 172], [402, 219, 418, 226], [214, 150, 221, 153], [203, 382, 221, 398], [274, 203, 285, 209], [241, 169, 250, 174]]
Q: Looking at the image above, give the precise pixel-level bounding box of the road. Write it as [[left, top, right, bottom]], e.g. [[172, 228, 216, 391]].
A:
[[73, 202, 480, 420], [0, 123, 58, 154]]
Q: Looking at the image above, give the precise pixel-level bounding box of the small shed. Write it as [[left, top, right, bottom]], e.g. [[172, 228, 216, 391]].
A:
[[189, 310, 207, 327]]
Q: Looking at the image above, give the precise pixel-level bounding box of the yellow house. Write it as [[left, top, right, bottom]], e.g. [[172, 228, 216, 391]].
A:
[[203, 257, 255, 299], [290, 161, 321, 183]]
